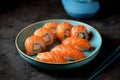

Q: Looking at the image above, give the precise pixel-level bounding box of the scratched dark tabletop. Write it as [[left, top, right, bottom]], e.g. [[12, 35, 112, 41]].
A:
[[0, 0, 120, 80]]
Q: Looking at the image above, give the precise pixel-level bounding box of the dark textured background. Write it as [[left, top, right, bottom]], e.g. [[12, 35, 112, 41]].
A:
[[0, 0, 120, 80]]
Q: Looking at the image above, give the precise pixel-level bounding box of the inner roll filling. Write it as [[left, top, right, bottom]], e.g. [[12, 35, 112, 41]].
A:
[[31, 42, 43, 54], [64, 29, 71, 38], [77, 31, 87, 39], [42, 33, 51, 44], [50, 27, 56, 34]]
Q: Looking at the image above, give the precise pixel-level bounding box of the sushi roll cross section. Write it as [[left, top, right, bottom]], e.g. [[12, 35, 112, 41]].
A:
[[71, 25, 89, 40], [24, 35, 46, 55], [56, 22, 73, 41], [43, 22, 58, 39], [34, 28, 54, 46]]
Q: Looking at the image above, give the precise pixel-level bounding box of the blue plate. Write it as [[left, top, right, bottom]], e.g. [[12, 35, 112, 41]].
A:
[[15, 19, 102, 70]]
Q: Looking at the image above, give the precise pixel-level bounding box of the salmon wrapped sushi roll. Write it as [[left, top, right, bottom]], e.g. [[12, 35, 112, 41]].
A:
[[56, 22, 73, 41], [51, 45, 84, 62], [71, 25, 89, 40], [62, 37, 91, 50], [24, 35, 46, 55], [43, 22, 58, 39], [34, 28, 54, 46], [35, 52, 66, 63]]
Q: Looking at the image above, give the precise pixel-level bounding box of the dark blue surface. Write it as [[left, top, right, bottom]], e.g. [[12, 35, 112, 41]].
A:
[[0, 0, 120, 80], [87, 44, 120, 80]]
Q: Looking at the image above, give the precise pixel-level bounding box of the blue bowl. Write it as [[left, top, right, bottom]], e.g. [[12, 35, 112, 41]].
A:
[[15, 19, 102, 70], [61, 0, 100, 19]]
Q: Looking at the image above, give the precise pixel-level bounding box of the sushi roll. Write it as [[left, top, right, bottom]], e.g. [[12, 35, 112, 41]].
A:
[[71, 25, 89, 40], [62, 37, 91, 51], [24, 35, 46, 55], [43, 22, 58, 39], [34, 28, 54, 46], [51, 45, 84, 62], [56, 22, 73, 41], [35, 51, 66, 63]]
